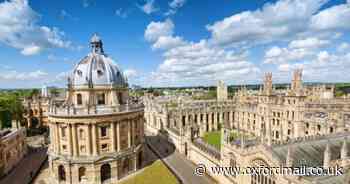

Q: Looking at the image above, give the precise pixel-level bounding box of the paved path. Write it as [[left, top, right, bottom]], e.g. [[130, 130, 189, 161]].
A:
[[0, 147, 48, 184], [146, 134, 216, 184]]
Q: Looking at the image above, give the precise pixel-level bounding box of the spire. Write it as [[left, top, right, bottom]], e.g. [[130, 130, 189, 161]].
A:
[[240, 133, 245, 149], [323, 143, 331, 168], [341, 138, 348, 167], [286, 146, 293, 167], [90, 33, 104, 54]]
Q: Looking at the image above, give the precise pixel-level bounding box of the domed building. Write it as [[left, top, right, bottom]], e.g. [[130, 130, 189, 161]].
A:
[[47, 34, 145, 184]]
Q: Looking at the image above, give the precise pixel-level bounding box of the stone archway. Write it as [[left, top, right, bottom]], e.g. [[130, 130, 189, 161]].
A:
[[100, 164, 111, 183], [249, 158, 276, 184]]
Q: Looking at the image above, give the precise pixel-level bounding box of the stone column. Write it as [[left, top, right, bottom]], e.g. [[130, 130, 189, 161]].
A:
[[128, 120, 132, 148], [117, 122, 121, 151], [87, 124, 92, 155], [68, 124, 73, 156], [213, 112, 217, 131], [72, 124, 79, 156], [131, 120, 135, 146], [209, 113, 213, 131], [92, 124, 98, 156], [111, 122, 117, 152], [55, 123, 61, 154]]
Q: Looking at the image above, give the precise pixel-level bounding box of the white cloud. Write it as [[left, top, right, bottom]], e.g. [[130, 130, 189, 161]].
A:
[[0, 70, 48, 81], [152, 36, 186, 50], [264, 37, 329, 64], [0, 0, 72, 55], [264, 46, 313, 64], [337, 42, 350, 53], [143, 0, 350, 86], [206, 0, 327, 46], [144, 19, 174, 42], [310, 3, 350, 31], [59, 10, 78, 21], [82, 0, 94, 8], [124, 69, 138, 79], [20, 44, 41, 55], [165, 0, 186, 16], [115, 8, 128, 18], [138, 0, 158, 15], [144, 19, 260, 86], [169, 0, 186, 9], [288, 37, 329, 49]]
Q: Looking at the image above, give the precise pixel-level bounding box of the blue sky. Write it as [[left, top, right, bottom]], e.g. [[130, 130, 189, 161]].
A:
[[0, 0, 349, 88]]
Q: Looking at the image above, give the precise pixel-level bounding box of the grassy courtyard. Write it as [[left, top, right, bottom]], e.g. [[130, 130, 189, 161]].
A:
[[202, 131, 221, 149], [119, 160, 179, 184], [202, 130, 255, 149]]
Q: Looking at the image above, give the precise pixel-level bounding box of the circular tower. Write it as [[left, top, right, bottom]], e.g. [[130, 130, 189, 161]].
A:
[[48, 34, 145, 184]]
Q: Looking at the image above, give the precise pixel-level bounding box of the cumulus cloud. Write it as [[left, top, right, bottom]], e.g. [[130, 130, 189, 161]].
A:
[[206, 0, 350, 48], [206, 0, 327, 46], [143, 0, 350, 86], [144, 19, 174, 42], [144, 19, 260, 86], [310, 3, 350, 31], [138, 0, 158, 15], [288, 37, 330, 49], [0, 0, 72, 55], [124, 69, 138, 79], [264, 37, 330, 64], [0, 70, 48, 80]]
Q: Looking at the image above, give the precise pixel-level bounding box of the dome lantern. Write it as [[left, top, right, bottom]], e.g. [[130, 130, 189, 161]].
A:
[[90, 33, 104, 54]]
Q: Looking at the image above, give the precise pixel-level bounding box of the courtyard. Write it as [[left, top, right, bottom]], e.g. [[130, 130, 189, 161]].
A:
[[120, 160, 179, 184]]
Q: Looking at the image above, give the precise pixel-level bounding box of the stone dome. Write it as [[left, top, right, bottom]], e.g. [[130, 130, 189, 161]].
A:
[[70, 34, 128, 88]]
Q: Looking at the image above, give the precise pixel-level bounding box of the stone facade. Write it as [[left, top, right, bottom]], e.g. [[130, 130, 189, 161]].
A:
[[144, 69, 350, 184], [0, 128, 27, 178], [22, 96, 50, 128], [47, 35, 145, 184]]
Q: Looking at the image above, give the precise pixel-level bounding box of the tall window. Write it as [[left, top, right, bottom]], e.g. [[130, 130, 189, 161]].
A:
[[77, 94, 82, 105], [78, 167, 86, 182], [61, 127, 66, 137], [79, 129, 85, 139], [58, 165, 66, 181], [97, 93, 105, 105], [101, 126, 108, 137]]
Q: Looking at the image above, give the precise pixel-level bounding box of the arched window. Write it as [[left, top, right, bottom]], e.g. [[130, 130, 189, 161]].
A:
[[77, 94, 82, 105], [101, 164, 111, 182], [250, 159, 276, 184], [58, 165, 66, 181], [78, 167, 86, 182]]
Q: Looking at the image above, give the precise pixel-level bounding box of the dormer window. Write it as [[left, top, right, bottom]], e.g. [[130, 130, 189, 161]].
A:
[[97, 70, 103, 77], [97, 93, 105, 105], [77, 94, 82, 105], [77, 70, 82, 76]]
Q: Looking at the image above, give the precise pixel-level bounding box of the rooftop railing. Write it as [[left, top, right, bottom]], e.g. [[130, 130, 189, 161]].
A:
[[49, 103, 144, 116]]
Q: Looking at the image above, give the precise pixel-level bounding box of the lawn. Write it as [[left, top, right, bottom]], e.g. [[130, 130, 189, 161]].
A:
[[119, 160, 179, 184], [202, 131, 221, 149]]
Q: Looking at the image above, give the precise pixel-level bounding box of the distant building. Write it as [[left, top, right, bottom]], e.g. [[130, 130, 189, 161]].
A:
[[217, 80, 228, 101], [145, 69, 350, 184], [0, 127, 27, 178]]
